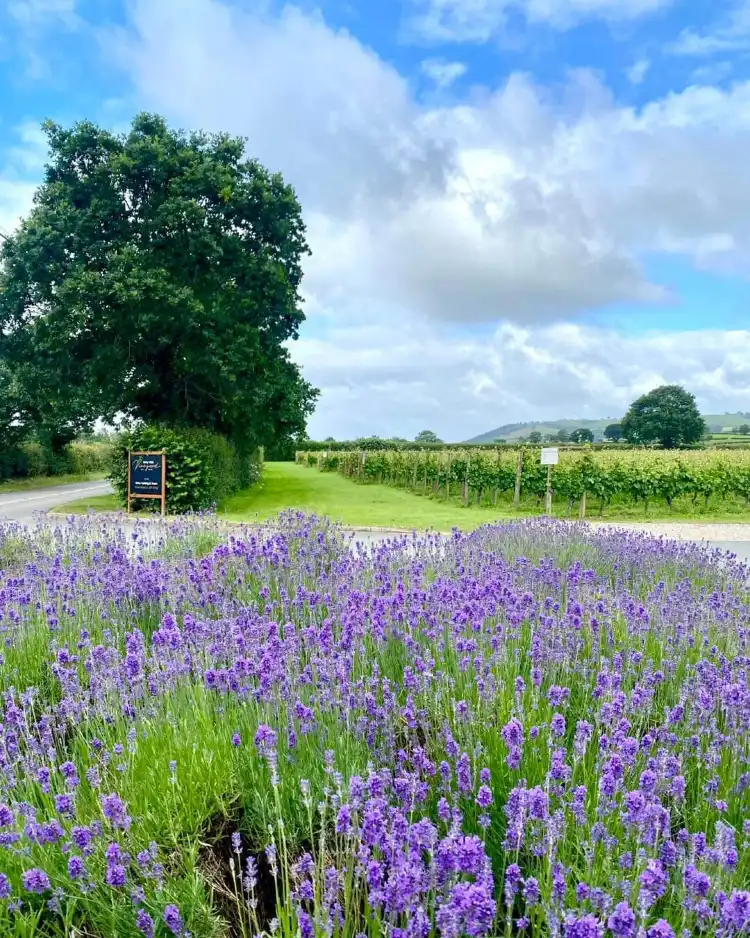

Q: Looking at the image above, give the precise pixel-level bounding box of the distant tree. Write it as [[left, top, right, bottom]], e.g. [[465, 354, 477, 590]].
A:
[[493, 438, 506, 445], [528, 431, 543, 444], [555, 428, 570, 443], [739, 425, 750, 435], [570, 428, 594, 444], [414, 430, 442, 444], [621, 385, 706, 449], [603, 423, 622, 442]]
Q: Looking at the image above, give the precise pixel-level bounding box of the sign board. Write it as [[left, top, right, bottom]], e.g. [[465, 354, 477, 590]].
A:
[[127, 450, 166, 516], [540, 447, 559, 466]]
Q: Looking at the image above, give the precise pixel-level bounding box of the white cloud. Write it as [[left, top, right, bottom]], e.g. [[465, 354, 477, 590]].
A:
[[404, 0, 672, 44], [0, 122, 48, 237], [7, 0, 78, 28], [626, 58, 650, 84], [298, 322, 750, 439], [668, 1, 750, 57], [98, 0, 750, 434], [421, 58, 467, 88]]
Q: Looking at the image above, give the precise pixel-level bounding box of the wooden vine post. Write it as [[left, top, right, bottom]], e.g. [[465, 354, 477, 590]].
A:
[[540, 447, 559, 517], [579, 490, 587, 519], [463, 456, 470, 507], [513, 450, 523, 509]]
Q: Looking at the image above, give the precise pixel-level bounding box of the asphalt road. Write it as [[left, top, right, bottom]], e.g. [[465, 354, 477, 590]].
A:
[[0, 480, 113, 524]]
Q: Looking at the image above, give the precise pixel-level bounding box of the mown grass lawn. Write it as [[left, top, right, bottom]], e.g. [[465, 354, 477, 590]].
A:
[[54, 461, 750, 529]]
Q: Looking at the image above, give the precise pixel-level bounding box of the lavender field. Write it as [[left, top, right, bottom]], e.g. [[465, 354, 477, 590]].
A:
[[0, 514, 748, 937]]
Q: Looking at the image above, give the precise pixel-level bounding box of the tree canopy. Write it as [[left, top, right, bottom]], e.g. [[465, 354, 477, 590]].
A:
[[569, 427, 594, 443], [604, 423, 623, 442], [414, 430, 442, 444], [0, 113, 317, 453], [621, 385, 706, 449]]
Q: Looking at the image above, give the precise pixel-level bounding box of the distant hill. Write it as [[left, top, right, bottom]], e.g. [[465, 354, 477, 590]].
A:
[[466, 412, 750, 444]]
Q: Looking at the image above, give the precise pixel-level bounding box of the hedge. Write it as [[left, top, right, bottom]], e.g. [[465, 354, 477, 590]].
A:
[[108, 426, 262, 514], [0, 442, 111, 481]]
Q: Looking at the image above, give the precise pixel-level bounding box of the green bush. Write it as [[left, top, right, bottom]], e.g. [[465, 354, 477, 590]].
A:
[[0, 441, 111, 481], [108, 425, 262, 514]]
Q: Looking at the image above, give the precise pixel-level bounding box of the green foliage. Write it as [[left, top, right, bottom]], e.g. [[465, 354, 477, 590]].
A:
[[414, 429, 442, 443], [739, 424, 750, 435], [299, 445, 750, 513], [555, 428, 570, 443], [604, 423, 623, 441], [527, 430, 543, 444], [0, 113, 318, 453], [0, 442, 110, 482], [622, 385, 706, 449], [569, 427, 594, 443], [109, 426, 262, 514]]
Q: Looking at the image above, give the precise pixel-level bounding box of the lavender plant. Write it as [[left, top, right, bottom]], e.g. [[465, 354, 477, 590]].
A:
[[0, 513, 747, 937]]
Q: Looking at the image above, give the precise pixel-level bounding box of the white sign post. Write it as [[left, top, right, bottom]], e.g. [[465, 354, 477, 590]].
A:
[[540, 448, 558, 516]]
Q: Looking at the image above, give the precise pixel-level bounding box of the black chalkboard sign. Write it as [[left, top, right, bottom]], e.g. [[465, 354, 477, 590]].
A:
[[127, 451, 166, 515]]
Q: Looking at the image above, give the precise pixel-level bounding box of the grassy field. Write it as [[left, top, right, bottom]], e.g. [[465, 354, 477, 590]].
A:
[[52, 462, 750, 529], [0, 471, 107, 494]]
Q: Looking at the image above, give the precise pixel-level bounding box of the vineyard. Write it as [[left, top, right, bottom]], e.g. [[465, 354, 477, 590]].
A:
[[296, 447, 750, 516]]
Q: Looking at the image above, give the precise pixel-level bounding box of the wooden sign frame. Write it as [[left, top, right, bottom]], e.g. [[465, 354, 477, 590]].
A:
[[127, 450, 167, 517]]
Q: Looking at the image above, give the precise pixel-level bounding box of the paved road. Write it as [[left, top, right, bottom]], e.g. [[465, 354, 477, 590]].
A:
[[0, 481, 113, 524]]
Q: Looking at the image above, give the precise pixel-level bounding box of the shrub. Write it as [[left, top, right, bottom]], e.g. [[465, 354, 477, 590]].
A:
[[108, 425, 262, 514], [0, 442, 111, 481]]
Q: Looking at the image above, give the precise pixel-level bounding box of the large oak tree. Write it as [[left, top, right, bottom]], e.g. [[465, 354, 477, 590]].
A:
[[0, 113, 317, 454]]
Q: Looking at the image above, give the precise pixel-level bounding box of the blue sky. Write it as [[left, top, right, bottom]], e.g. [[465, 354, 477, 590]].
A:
[[2, 0, 750, 439]]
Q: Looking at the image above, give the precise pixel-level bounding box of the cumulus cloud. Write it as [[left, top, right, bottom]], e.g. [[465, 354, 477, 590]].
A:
[[668, 1, 750, 57], [298, 322, 750, 440], [420, 58, 467, 88], [0, 123, 49, 237], [96, 0, 750, 434], [626, 58, 650, 84], [7, 0, 78, 26], [404, 0, 672, 44]]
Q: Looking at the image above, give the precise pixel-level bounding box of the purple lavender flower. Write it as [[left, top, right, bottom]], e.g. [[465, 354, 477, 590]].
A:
[[101, 793, 130, 829], [136, 909, 156, 937], [645, 922, 675, 938], [607, 902, 636, 938], [0, 874, 11, 900], [163, 903, 184, 935], [639, 859, 668, 907], [476, 785, 492, 808], [254, 724, 278, 754], [67, 856, 86, 881], [502, 718, 524, 749], [721, 890, 750, 931], [563, 913, 604, 938], [551, 713, 566, 738], [22, 868, 51, 894], [436, 881, 496, 937]]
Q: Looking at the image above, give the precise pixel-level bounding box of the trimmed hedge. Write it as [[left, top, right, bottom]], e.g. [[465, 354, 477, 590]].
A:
[[0, 442, 111, 481], [108, 426, 262, 514]]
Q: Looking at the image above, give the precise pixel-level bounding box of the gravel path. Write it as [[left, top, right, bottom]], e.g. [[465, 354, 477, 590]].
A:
[[584, 521, 750, 542]]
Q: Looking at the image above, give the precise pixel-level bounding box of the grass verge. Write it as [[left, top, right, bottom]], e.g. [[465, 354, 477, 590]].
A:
[[0, 471, 107, 494], [53, 462, 750, 529]]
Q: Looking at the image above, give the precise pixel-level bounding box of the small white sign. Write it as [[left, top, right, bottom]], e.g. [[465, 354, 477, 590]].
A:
[[540, 447, 559, 466]]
